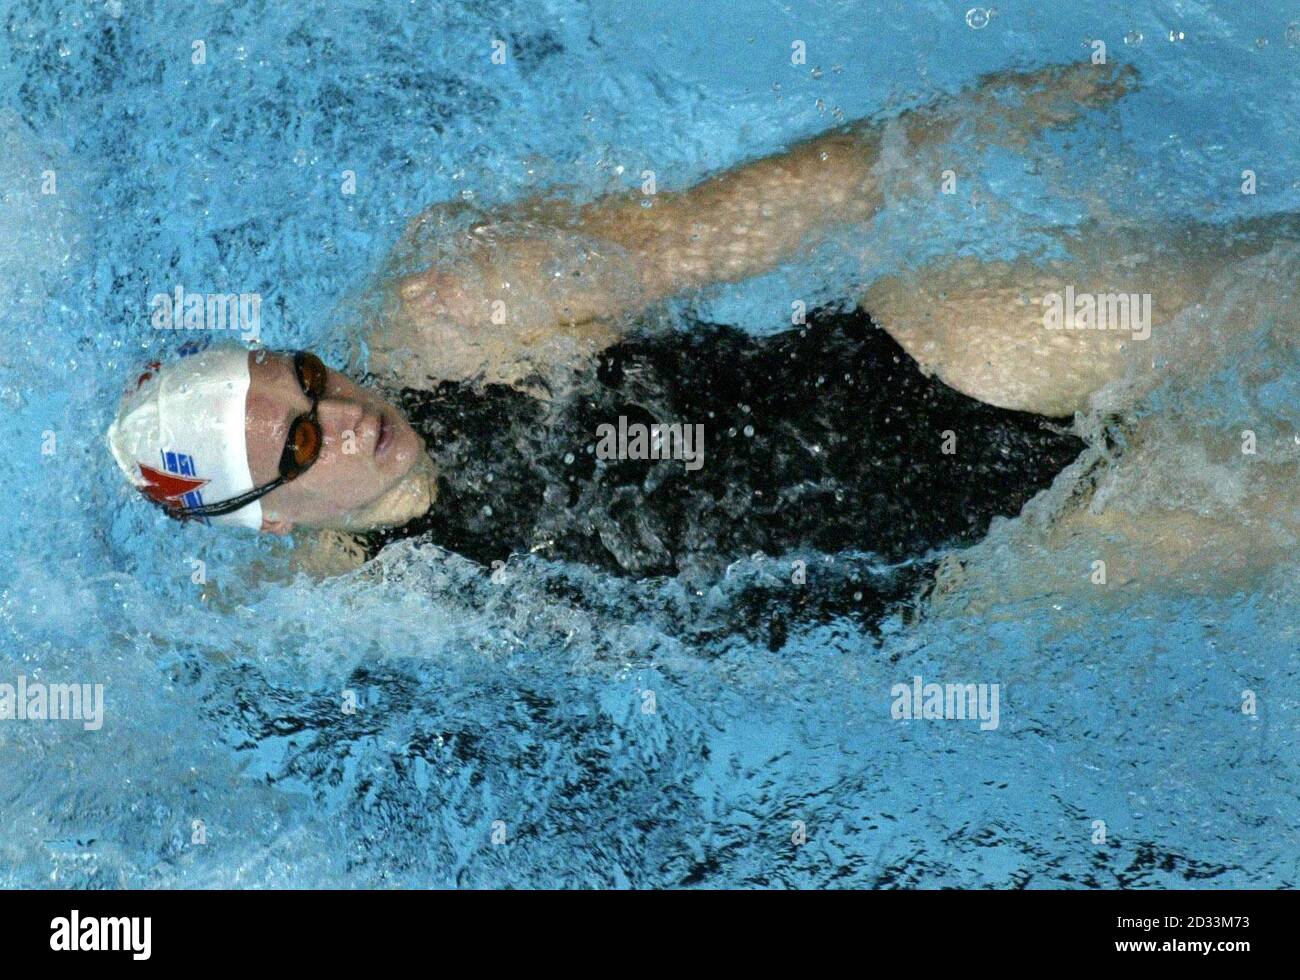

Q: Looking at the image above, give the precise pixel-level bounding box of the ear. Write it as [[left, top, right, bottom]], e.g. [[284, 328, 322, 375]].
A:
[[260, 515, 294, 535]]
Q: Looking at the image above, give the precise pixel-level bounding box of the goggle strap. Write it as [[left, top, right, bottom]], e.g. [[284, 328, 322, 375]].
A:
[[168, 475, 288, 521]]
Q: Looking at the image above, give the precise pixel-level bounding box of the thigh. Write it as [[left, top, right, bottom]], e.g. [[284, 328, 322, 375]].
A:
[[858, 219, 1267, 417]]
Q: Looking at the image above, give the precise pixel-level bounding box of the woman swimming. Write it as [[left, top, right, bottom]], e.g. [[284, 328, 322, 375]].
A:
[[108, 60, 1291, 587]]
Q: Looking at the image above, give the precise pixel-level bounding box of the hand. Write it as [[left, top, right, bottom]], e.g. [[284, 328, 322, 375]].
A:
[[966, 60, 1139, 144]]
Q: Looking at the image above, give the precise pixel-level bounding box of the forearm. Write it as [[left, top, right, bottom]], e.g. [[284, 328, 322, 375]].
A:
[[421, 130, 882, 333], [575, 125, 888, 299]]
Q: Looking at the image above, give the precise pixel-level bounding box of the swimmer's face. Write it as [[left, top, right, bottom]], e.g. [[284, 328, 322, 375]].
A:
[[244, 351, 425, 531]]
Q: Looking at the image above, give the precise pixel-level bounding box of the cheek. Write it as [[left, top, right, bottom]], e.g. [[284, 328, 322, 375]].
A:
[[289, 446, 386, 512], [317, 447, 370, 483], [245, 423, 288, 487]]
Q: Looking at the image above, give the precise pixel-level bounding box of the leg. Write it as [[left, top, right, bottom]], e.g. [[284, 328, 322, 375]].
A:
[[861, 214, 1300, 417]]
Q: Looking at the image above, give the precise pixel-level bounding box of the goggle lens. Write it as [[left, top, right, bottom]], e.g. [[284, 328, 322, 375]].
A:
[[295, 351, 329, 401], [285, 414, 322, 476]]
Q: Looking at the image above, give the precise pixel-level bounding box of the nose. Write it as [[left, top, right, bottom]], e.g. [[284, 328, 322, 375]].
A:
[[314, 398, 368, 449]]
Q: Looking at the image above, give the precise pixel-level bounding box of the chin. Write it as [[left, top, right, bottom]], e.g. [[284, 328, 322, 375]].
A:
[[385, 419, 425, 472]]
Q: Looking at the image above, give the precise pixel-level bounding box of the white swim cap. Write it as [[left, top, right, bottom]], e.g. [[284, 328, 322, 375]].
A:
[[106, 342, 262, 529]]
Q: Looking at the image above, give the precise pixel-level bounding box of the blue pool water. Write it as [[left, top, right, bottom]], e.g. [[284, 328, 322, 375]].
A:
[[2, 0, 1299, 887]]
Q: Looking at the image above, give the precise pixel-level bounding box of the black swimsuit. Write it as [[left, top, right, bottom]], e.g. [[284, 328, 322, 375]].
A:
[[356, 306, 1083, 583]]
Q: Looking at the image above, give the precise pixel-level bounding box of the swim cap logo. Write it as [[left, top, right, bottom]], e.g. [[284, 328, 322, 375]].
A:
[[124, 338, 211, 394], [176, 336, 212, 358], [137, 460, 209, 508], [131, 360, 162, 393]]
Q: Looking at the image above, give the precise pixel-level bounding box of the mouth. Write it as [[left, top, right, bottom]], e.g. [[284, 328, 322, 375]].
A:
[[374, 411, 393, 457]]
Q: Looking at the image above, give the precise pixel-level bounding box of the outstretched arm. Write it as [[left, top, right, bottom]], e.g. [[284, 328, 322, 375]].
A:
[[576, 60, 1135, 298], [370, 61, 1136, 388]]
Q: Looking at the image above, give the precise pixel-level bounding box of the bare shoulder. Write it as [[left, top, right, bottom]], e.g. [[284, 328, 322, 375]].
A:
[[367, 279, 622, 390], [358, 198, 642, 389]]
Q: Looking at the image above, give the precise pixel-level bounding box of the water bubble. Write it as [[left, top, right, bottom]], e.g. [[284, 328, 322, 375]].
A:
[[743, 425, 755, 438], [1287, 22, 1300, 46], [965, 7, 991, 30], [1256, 37, 1269, 48], [563, 452, 574, 465], [481, 505, 493, 517], [292, 148, 308, 166], [105, 0, 123, 17], [1124, 30, 1143, 45], [1167, 30, 1185, 42]]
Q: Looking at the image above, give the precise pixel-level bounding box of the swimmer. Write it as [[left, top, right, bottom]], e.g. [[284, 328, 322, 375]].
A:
[[107, 61, 1291, 583]]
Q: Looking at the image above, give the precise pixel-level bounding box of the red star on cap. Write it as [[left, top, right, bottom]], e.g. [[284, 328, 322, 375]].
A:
[[129, 360, 162, 394], [137, 463, 209, 507]]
